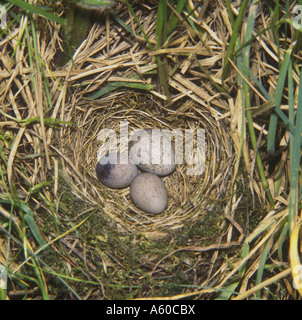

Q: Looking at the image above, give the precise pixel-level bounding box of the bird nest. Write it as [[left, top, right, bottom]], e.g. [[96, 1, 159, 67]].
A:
[[59, 91, 235, 238], [8, 1, 240, 240]]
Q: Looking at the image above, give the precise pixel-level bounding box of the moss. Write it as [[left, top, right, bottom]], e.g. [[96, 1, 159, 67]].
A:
[[56, 172, 91, 219]]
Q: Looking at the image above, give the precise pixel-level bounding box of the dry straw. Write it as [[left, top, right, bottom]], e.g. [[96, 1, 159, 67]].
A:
[[63, 93, 235, 238]]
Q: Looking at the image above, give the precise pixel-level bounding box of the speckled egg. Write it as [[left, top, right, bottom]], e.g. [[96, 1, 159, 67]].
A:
[[96, 152, 138, 189], [130, 173, 168, 214], [129, 128, 176, 176]]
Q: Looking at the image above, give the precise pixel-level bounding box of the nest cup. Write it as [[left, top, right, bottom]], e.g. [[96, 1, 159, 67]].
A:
[[61, 93, 235, 238]]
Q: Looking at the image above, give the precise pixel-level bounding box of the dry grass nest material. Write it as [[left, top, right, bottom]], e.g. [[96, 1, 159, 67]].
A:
[[63, 94, 235, 236]]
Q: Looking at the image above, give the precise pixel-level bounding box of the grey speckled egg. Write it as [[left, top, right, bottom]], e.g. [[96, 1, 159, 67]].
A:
[[96, 152, 138, 189], [129, 128, 176, 177], [130, 173, 168, 214]]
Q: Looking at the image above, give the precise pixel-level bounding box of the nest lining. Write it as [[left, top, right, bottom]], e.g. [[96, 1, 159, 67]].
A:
[[60, 93, 235, 237]]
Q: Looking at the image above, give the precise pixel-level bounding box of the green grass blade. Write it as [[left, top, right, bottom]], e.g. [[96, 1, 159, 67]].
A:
[[7, 0, 66, 25], [277, 221, 289, 262], [29, 259, 50, 300], [267, 43, 295, 154], [23, 214, 47, 248], [74, 0, 115, 10], [215, 281, 240, 300], [222, 0, 250, 82], [242, 1, 274, 206], [125, 0, 154, 51], [124, 1, 170, 100], [88, 81, 154, 100], [255, 238, 271, 298], [110, 8, 139, 36], [288, 62, 295, 144], [156, 0, 167, 49], [248, 69, 271, 101], [226, 0, 234, 25], [167, 0, 187, 36], [288, 69, 302, 231]]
